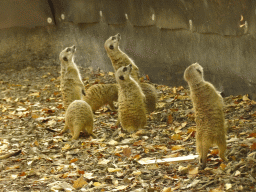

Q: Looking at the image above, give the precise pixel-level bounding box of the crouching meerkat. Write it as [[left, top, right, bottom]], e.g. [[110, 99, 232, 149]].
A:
[[84, 84, 118, 112], [140, 83, 157, 113], [104, 33, 140, 82], [60, 100, 94, 140], [59, 45, 86, 110], [184, 63, 227, 169], [116, 64, 147, 133]]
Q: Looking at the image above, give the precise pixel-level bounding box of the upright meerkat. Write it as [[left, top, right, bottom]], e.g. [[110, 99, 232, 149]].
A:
[[184, 62, 227, 169], [116, 64, 147, 133], [104, 33, 140, 82], [84, 84, 118, 112], [104, 33, 157, 112], [60, 100, 94, 140], [59, 45, 86, 110]]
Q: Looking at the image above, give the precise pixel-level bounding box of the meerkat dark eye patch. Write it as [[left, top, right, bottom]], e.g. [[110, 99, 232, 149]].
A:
[[66, 48, 71, 52], [119, 75, 124, 80], [123, 67, 127, 72], [112, 37, 116, 40], [196, 69, 202, 74], [63, 57, 68, 61], [82, 89, 86, 96], [109, 45, 114, 50]]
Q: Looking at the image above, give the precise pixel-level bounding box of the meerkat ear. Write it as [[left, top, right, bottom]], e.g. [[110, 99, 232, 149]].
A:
[[109, 45, 114, 50], [63, 57, 68, 61], [119, 75, 124, 80]]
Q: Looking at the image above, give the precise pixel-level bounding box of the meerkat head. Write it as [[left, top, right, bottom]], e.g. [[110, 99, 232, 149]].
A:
[[104, 33, 121, 53], [116, 64, 132, 83], [184, 62, 204, 85], [59, 45, 76, 63]]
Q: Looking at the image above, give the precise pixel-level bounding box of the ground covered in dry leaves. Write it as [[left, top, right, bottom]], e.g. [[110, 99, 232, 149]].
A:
[[0, 64, 256, 192]]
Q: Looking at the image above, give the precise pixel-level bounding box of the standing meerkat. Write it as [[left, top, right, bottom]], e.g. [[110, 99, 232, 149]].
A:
[[104, 33, 140, 82], [104, 33, 157, 113], [116, 64, 147, 133], [84, 84, 118, 112], [184, 62, 227, 169], [60, 100, 94, 140], [59, 45, 86, 110]]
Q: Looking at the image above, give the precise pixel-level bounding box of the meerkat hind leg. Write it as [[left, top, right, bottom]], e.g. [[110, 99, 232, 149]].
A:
[[197, 140, 210, 170], [108, 102, 116, 111], [60, 124, 69, 134], [217, 138, 228, 162], [71, 126, 81, 140]]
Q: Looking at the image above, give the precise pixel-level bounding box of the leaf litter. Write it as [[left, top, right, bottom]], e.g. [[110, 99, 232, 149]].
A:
[[0, 65, 255, 191]]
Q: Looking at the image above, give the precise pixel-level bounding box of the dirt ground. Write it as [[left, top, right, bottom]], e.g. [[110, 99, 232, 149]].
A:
[[0, 62, 255, 192]]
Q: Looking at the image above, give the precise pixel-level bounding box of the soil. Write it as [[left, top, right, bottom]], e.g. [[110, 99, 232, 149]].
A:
[[0, 62, 255, 192]]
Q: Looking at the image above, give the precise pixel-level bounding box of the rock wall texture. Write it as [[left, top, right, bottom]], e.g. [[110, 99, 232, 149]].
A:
[[1, 0, 256, 99]]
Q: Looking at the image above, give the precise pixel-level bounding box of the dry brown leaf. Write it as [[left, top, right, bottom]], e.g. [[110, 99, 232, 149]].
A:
[[31, 114, 40, 119], [162, 187, 172, 192], [34, 141, 39, 146], [248, 133, 256, 138], [73, 176, 88, 189], [123, 147, 132, 158], [78, 170, 84, 175], [211, 149, 219, 155], [19, 172, 26, 176], [133, 154, 141, 160], [251, 143, 256, 151], [133, 140, 144, 146], [94, 182, 102, 187], [171, 134, 181, 141], [220, 163, 227, 170], [146, 75, 150, 81], [62, 144, 70, 150], [70, 158, 78, 163], [188, 167, 198, 175], [167, 114, 173, 125], [171, 145, 185, 151]]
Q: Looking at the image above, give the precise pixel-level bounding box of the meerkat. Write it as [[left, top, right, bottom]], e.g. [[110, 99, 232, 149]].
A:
[[116, 64, 147, 133], [104, 33, 140, 82], [184, 62, 227, 169], [60, 100, 94, 140], [59, 45, 86, 110], [83, 84, 118, 112], [140, 83, 157, 113]]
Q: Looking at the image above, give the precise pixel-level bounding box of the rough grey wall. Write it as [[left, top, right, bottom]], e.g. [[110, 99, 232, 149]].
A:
[[1, 0, 256, 99]]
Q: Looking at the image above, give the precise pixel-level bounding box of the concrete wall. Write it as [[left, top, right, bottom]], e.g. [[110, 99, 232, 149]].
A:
[[1, 0, 256, 99]]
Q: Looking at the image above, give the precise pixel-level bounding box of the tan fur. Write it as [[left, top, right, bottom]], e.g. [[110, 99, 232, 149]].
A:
[[104, 34, 140, 82], [84, 84, 118, 112], [61, 100, 94, 140], [141, 83, 157, 113], [59, 45, 85, 110], [184, 62, 227, 169], [116, 64, 147, 133]]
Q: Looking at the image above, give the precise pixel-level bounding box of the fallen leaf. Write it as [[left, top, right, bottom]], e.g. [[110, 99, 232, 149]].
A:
[[62, 144, 70, 150], [123, 147, 132, 157], [171, 134, 181, 141], [250, 143, 256, 151], [69, 158, 78, 163], [108, 168, 122, 172], [171, 145, 185, 151], [73, 176, 87, 189]]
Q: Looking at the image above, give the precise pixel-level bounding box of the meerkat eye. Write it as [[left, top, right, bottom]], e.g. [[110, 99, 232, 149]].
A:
[[66, 48, 71, 52], [196, 69, 202, 74], [123, 67, 127, 72], [63, 57, 68, 61], [119, 75, 124, 80], [109, 45, 114, 50], [112, 37, 116, 40]]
